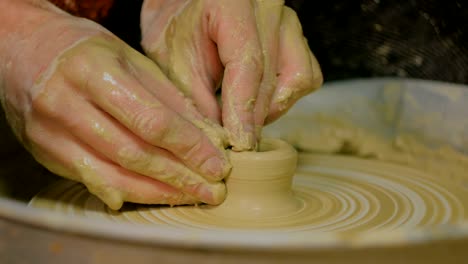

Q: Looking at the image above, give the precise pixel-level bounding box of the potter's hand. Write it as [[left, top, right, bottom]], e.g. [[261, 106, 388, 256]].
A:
[[0, 0, 229, 210], [141, 0, 323, 150]]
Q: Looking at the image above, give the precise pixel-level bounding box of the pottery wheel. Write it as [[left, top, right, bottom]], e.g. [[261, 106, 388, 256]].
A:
[[29, 139, 468, 234]]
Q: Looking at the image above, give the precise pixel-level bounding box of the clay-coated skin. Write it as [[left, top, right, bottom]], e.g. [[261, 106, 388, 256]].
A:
[[30, 137, 468, 234], [0, 0, 230, 210], [209, 138, 302, 218], [141, 0, 323, 150], [0, 0, 323, 210]]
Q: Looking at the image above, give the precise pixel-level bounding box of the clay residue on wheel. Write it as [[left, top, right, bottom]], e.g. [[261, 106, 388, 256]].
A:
[[280, 113, 468, 188], [27, 81, 468, 235]]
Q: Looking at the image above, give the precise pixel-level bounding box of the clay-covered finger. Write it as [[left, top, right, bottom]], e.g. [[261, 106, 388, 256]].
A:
[[68, 103, 227, 204], [23, 113, 199, 210], [123, 45, 229, 152], [266, 7, 323, 124], [213, 0, 265, 150], [32, 75, 227, 204], [59, 38, 230, 180], [142, 0, 224, 123], [252, 0, 284, 136]]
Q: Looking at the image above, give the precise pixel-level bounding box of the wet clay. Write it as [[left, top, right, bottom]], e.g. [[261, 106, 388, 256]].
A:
[[203, 139, 302, 219], [29, 131, 468, 234], [280, 114, 468, 187]]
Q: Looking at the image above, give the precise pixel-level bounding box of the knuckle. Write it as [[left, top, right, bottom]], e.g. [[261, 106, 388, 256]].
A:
[[60, 50, 94, 77], [131, 107, 171, 144], [179, 138, 203, 163], [64, 51, 92, 68], [116, 146, 151, 171], [184, 182, 205, 198], [116, 146, 174, 181], [31, 89, 56, 116], [232, 49, 264, 76], [245, 51, 265, 75], [60, 39, 117, 82]]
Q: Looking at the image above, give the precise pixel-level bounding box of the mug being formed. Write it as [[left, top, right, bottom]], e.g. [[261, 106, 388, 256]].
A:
[[206, 138, 303, 219]]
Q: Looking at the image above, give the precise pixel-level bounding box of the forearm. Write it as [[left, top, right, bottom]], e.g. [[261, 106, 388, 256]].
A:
[[0, 0, 62, 113], [0, 0, 104, 115], [0, 0, 63, 41], [0, 0, 68, 78]]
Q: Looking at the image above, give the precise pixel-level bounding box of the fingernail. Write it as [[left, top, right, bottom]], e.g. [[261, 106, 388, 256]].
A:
[[229, 130, 256, 151], [183, 181, 227, 205], [97, 189, 123, 211], [200, 182, 227, 205], [201, 156, 227, 180]]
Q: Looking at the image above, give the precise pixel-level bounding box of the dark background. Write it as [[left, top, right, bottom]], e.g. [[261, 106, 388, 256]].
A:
[[102, 0, 468, 84], [2, 0, 467, 200]]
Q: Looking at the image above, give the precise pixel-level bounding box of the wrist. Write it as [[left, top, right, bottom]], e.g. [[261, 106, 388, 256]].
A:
[[0, 0, 106, 113], [0, 0, 68, 69], [0, 0, 66, 39]]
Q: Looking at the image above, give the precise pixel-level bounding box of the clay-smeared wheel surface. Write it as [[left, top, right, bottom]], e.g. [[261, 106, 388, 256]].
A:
[[30, 153, 468, 235]]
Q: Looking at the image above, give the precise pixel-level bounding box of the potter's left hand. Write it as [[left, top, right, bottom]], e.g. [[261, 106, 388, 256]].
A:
[[140, 0, 323, 151]]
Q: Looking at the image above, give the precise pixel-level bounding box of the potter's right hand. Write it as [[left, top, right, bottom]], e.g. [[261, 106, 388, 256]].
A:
[[0, 0, 229, 210]]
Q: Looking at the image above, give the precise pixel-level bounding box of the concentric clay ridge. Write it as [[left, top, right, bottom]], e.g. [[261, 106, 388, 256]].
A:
[[30, 138, 468, 234]]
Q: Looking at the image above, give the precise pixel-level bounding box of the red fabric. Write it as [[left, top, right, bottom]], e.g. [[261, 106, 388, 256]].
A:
[[48, 0, 115, 22]]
